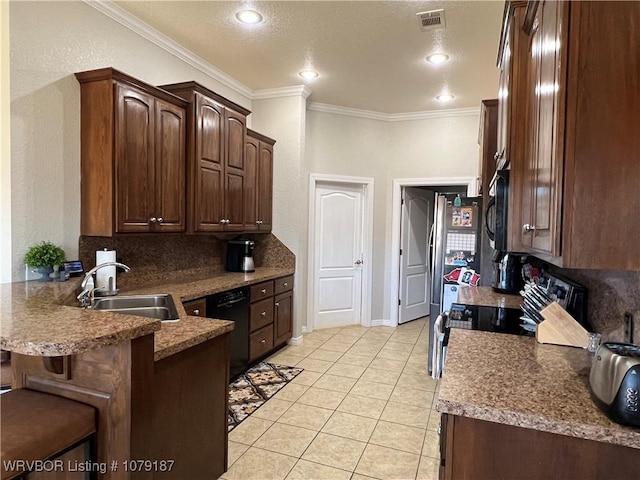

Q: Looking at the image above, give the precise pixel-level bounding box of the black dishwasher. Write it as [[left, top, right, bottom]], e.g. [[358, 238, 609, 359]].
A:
[[207, 287, 249, 378]]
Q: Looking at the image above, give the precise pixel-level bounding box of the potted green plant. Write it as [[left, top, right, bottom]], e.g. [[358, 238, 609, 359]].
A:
[[24, 241, 67, 282]]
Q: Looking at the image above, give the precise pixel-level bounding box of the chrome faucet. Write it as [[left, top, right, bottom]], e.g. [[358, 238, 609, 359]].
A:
[[77, 262, 131, 308]]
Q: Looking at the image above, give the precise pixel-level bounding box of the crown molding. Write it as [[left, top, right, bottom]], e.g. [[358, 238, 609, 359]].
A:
[[84, 1, 481, 120], [253, 85, 313, 100], [308, 102, 481, 122], [83, 0, 253, 99]]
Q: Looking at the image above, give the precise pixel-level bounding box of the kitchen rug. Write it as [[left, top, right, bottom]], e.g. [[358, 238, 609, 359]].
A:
[[228, 362, 303, 431]]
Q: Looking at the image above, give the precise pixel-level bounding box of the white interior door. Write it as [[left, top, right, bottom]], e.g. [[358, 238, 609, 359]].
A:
[[399, 187, 434, 324], [313, 182, 364, 328]]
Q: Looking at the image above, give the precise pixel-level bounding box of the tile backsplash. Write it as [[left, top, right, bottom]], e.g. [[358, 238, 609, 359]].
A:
[[560, 268, 640, 343], [79, 233, 294, 289]]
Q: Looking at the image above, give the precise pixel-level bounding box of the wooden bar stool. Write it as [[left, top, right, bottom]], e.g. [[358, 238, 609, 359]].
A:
[[1, 389, 97, 480]]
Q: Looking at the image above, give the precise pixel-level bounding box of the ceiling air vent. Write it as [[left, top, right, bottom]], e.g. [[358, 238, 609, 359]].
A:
[[416, 9, 446, 31]]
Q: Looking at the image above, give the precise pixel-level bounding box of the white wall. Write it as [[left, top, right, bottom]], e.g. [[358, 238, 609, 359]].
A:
[[306, 110, 481, 324], [9, 0, 252, 280], [1, 1, 11, 283], [251, 95, 308, 337]]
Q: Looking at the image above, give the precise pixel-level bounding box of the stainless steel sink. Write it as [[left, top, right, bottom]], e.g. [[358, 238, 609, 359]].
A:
[[91, 294, 179, 321]]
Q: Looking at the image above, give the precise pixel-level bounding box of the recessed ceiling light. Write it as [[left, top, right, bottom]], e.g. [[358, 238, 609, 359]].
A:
[[299, 70, 319, 80], [426, 53, 450, 64], [236, 10, 263, 24], [436, 94, 454, 102]]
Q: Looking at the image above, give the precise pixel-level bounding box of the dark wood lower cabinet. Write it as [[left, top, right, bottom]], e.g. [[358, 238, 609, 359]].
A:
[[12, 333, 230, 479], [274, 291, 293, 347], [440, 413, 640, 480], [248, 275, 294, 363]]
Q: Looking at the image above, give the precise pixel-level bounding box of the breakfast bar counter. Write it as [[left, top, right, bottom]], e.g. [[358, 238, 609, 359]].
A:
[[436, 329, 640, 478], [0, 267, 293, 479]]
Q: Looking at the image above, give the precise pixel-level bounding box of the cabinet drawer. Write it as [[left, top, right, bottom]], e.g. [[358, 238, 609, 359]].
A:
[[250, 281, 274, 301], [183, 298, 207, 317], [274, 275, 294, 295], [250, 325, 274, 361], [250, 298, 274, 332]]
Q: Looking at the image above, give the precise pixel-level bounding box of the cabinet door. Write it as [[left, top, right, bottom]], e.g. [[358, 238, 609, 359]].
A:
[[244, 135, 259, 231], [257, 141, 274, 231], [274, 291, 292, 347], [194, 94, 225, 232], [224, 109, 246, 231], [183, 298, 206, 317], [521, 1, 566, 256], [115, 84, 155, 233], [154, 99, 186, 232]]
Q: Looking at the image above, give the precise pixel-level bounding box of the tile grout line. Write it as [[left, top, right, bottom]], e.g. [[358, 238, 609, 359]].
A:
[[229, 319, 431, 479]]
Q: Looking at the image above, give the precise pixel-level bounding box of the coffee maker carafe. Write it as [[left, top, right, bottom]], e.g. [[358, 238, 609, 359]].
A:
[[226, 240, 255, 273]]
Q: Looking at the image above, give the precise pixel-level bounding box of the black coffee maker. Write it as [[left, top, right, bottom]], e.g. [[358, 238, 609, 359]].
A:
[[492, 251, 524, 294], [226, 240, 255, 273]]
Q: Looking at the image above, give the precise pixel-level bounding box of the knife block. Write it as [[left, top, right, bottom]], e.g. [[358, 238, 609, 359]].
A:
[[536, 302, 589, 348]]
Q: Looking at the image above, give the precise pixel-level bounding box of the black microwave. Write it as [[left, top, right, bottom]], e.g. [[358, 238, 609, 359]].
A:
[[485, 169, 509, 251]]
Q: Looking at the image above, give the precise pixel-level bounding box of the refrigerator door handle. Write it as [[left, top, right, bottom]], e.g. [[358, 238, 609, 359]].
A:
[[428, 223, 435, 283]]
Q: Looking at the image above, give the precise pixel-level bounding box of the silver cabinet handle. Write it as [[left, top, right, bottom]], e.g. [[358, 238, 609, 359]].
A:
[[157, 217, 163, 223], [283, 282, 288, 287], [275, 302, 280, 307], [261, 289, 266, 294], [256, 220, 261, 224], [354, 260, 363, 265], [261, 311, 266, 317], [150, 217, 157, 223], [260, 339, 266, 344], [193, 309, 200, 316], [523, 223, 537, 233]]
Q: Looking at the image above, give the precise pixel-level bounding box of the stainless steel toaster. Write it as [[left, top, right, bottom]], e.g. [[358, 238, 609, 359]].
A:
[[589, 342, 640, 427]]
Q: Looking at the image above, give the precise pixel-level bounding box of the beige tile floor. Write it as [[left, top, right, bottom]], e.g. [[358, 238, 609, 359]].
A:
[[222, 317, 441, 480]]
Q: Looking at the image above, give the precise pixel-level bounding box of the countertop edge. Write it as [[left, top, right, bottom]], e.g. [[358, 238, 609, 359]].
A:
[[436, 398, 640, 450], [0, 317, 161, 357], [154, 319, 234, 361]]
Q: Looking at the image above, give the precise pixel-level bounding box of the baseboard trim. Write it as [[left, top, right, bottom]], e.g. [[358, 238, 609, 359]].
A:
[[288, 335, 303, 346], [371, 319, 396, 327]]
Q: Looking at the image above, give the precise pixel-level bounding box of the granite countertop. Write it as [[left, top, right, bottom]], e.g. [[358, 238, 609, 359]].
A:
[[456, 285, 522, 309], [0, 267, 293, 361], [128, 268, 294, 360], [437, 329, 640, 450]]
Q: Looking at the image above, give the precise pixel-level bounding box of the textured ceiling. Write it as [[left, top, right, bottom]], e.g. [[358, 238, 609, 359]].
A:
[[114, 1, 505, 114]]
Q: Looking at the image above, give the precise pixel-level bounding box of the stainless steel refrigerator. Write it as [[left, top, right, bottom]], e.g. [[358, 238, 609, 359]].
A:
[[428, 194, 483, 372]]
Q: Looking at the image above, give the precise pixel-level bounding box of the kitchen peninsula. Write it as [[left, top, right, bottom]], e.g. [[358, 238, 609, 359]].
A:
[[0, 266, 292, 479], [437, 329, 640, 479]]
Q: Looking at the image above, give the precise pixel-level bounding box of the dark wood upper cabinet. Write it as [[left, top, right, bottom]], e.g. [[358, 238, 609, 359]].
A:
[[161, 82, 250, 233], [76, 68, 187, 236], [503, 0, 640, 270], [245, 129, 275, 232]]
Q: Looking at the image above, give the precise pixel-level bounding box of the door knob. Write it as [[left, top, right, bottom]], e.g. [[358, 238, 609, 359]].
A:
[[149, 217, 157, 223], [354, 260, 363, 265], [275, 302, 280, 307], [157, 217, 164, 223], [522, 223, 537, 233]]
